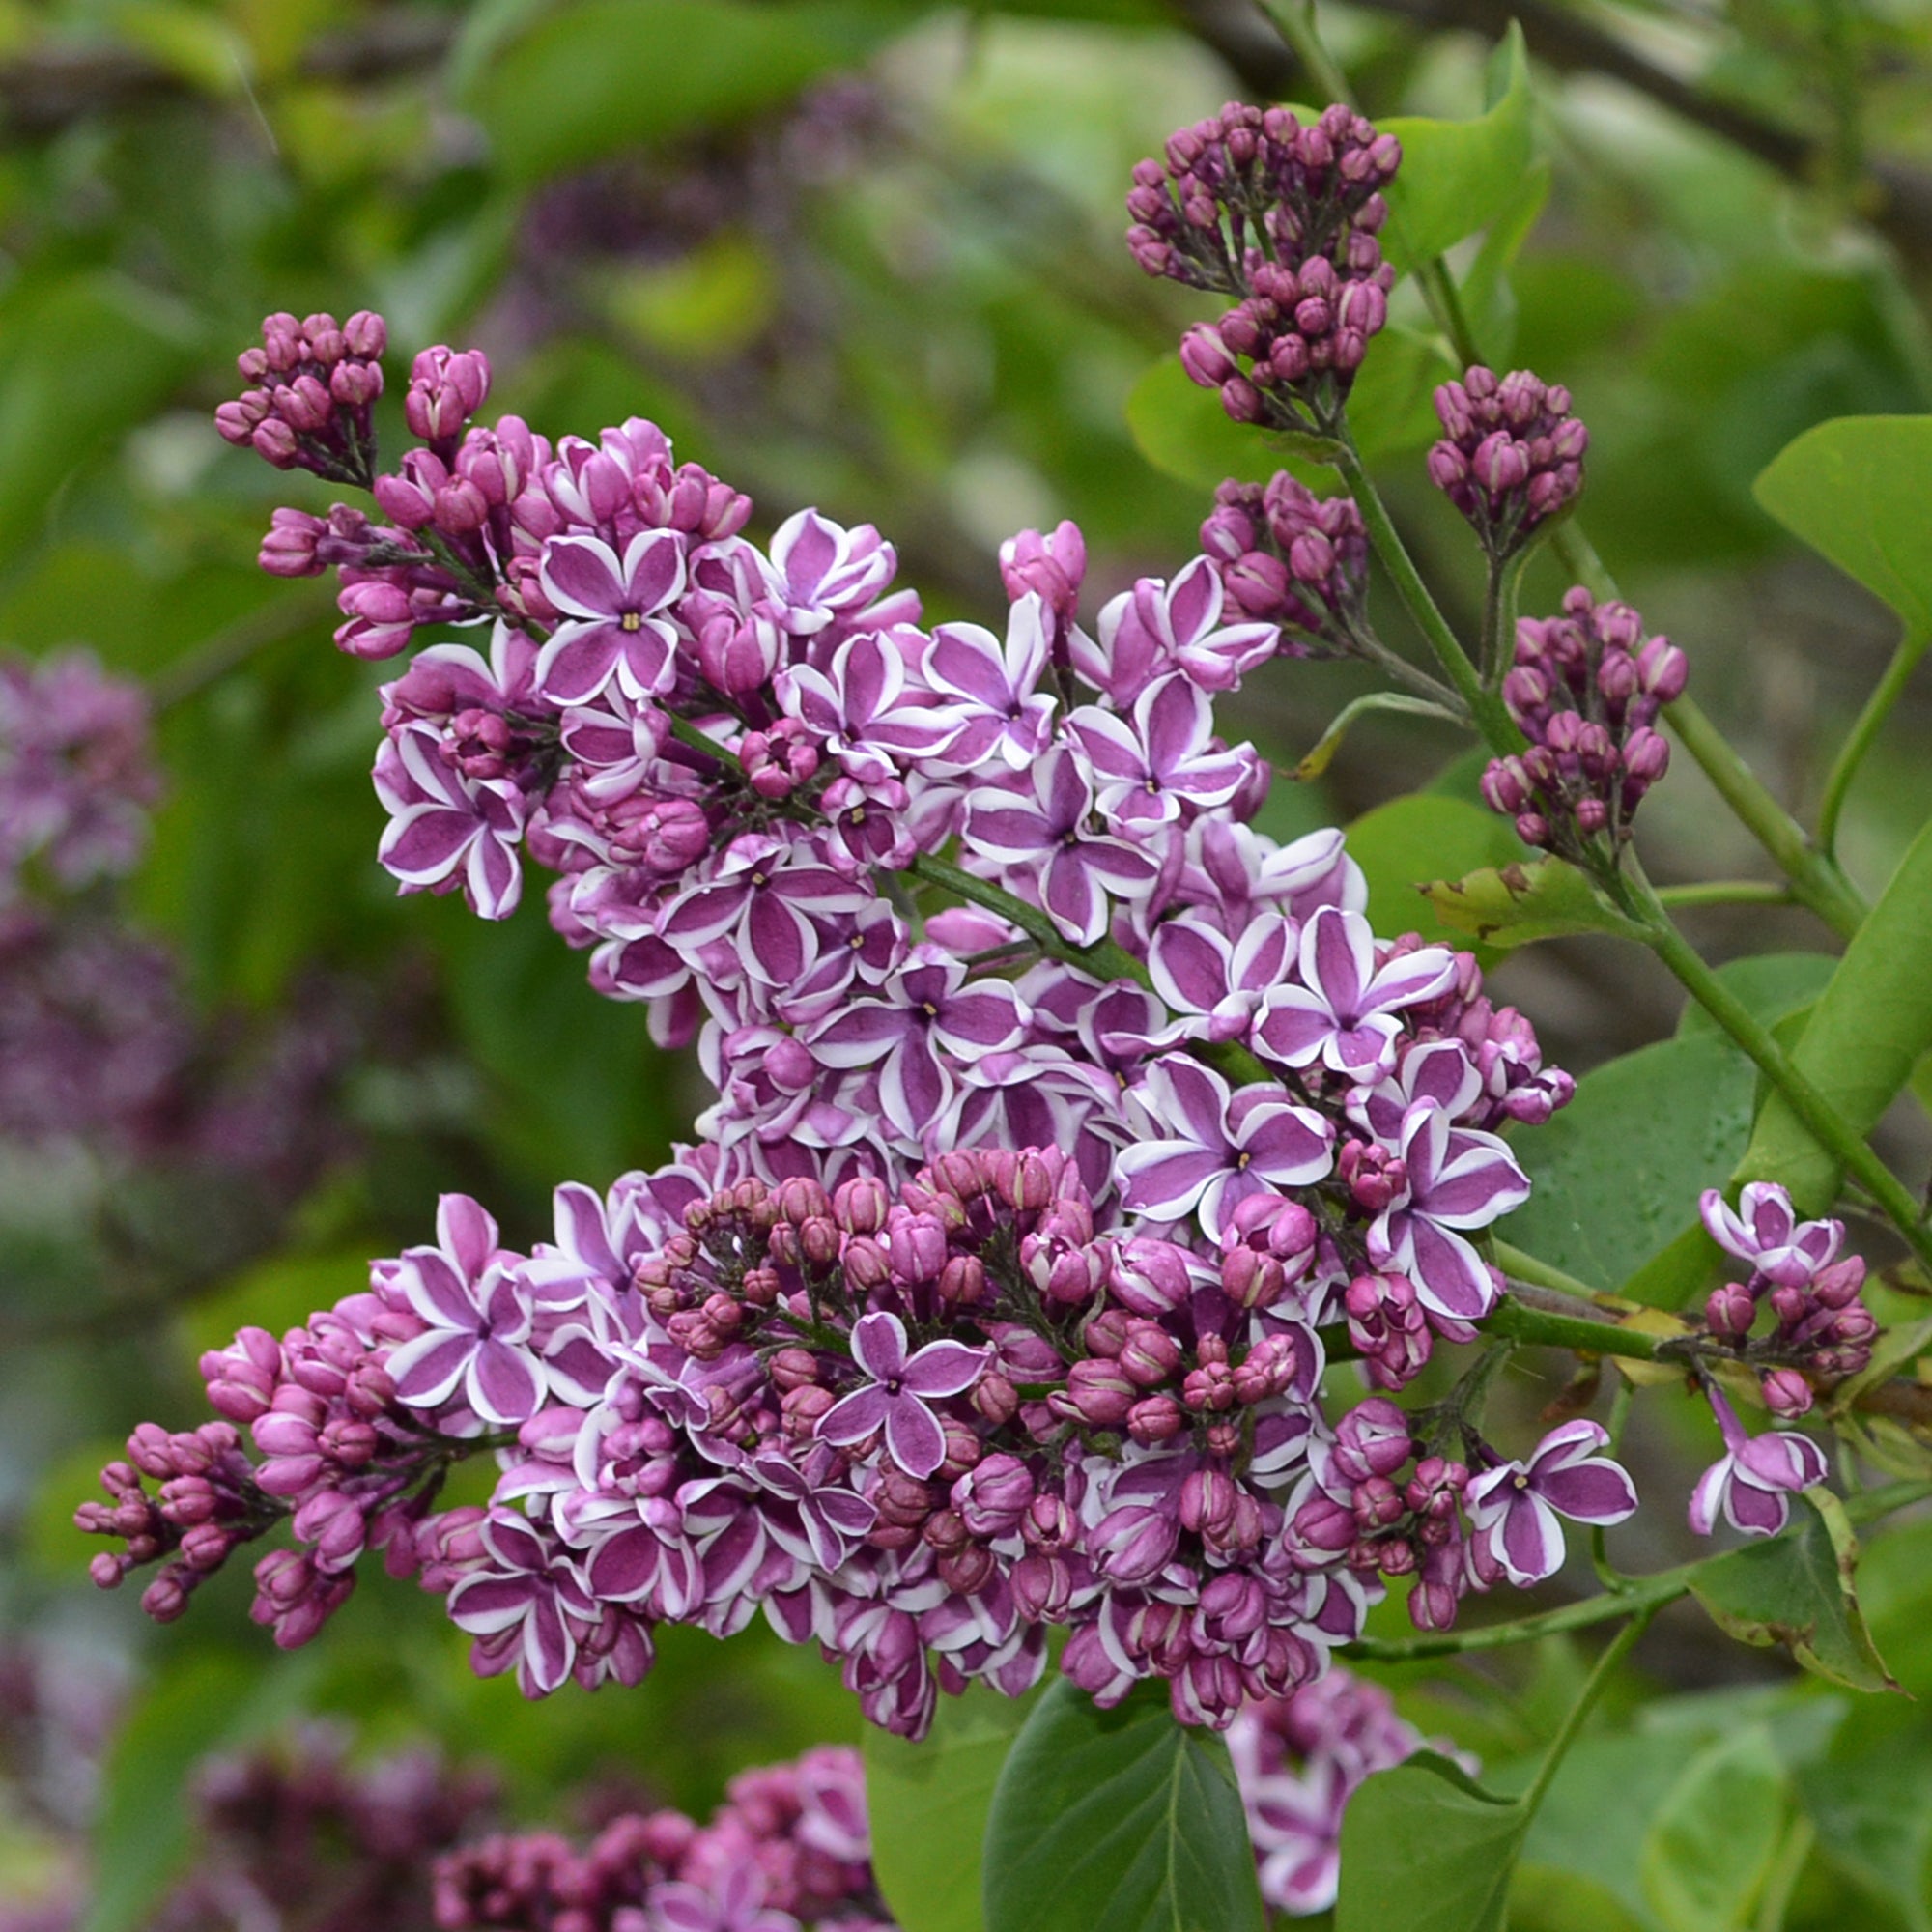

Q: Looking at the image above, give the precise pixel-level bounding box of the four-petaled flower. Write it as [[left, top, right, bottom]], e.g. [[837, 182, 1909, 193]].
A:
[[1068, 672, 1254, 823], [1699, 1183, 1845, 1288], [925, 595, 1058, 770], [806, 954, 1029, 1142], [533, 529, 687, 705], [1076, 556, 1279, 703], [775, 628, 957, 786], [1463, 1420, 1638, 1585], [1258, 907, 1458, 1080], [817, 1312, 987, 1479], [1117, 1056, 1333, 1243], [384, 1193, 548, 1426], [768, 507, 899, 635], [446, 1511, 594, 1698], [1688, 1383, 1827, 1538], [658, 833, 871, 987], [752, 1446, 879, 1571], [960, 746, 1160, 947], [375, 720, 527, 921], [1367, 1101, 1529, 1321]]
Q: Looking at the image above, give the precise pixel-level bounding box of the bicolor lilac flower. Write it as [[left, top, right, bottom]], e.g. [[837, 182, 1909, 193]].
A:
[[817, 1312, 987, 1479], [1068, 673, 1253, 824], [383, 1194, 548, 1426], [1149, 910, 1296, 1044], [924, 596, 1058, 770], [647, 1866, 798, 1932], [1367, 1101, 1529, 1320], [533, 529, 687, 705], [1076, 558, 1279, 704], [1117, 1056, 1332, 1243], [1257, 908, 1457, 1080], [658, 834, 871, 987], [1463, 1421, 1637, 1586], [1699, 1183, 1845, 1289], [1689, 1384, 1828, 1538], [806, 956, 1028, 1141], [768, 507, 898, 634], [775, 628, 957, 785], [446, 1511, 593, 1698], [375, 721, 528, 920], [959, 747, 1161, 947], [752, 1447, 878, 1571]]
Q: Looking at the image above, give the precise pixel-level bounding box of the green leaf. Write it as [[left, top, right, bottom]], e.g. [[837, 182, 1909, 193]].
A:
[[866, 1685, 1034, 1932], [1499, 1034, 1759, 1297], [83, 1650, 317, 1932], [1675, 952, 1839, 1039], [1348, 324, 1461, 459], [472, 0, 907, 185], [1344, 793, 1527, 958], [980, 1678, 1265, 1932], [1798, 1729, 1932, 1932], [1752, 415, 1932, 630], [1378, 25, 1534, 275], [1123, 357, 1289, 491], [1423, 858, 1649, 950], [1460, 161, 1553, 364], [1334, 1750, 1525, 1932], [1638, 1725, 1787, 1932], [1689, 1498, 1898, 1694], [1736, 815, 1932, 1211]]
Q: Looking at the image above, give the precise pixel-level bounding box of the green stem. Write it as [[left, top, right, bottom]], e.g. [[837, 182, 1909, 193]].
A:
[[1654, 880, 1796, 909], [1753, 1814, 1817, 1932], [1333, 440, 1517, 750], [1486, 1295, 1659, 1362], [1346, 1479, 1932, 1661], [1624, 876, 1932, 1270], [1519, 1606, 1657, 1820], [1259, 0, 1354, 102], [1491, 1239, 1621, 1307], [1818, 625, 1929, 857]]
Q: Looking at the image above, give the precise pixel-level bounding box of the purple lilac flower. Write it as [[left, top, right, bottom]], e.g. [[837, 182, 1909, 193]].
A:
[[532, 529, 687, 705], [1688, 1384, 1828, 1538], [1463, 1421, 1638, 1586], [1429, 366, 1588, 559], [1117, 1056, 1332, 1242], [817, 1313, 987, 1479], [1257, 908, 1458, 1080]]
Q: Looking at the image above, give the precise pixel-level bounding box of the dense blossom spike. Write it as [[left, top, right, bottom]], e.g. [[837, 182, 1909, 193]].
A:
[[82, 300, 1607, 1738]]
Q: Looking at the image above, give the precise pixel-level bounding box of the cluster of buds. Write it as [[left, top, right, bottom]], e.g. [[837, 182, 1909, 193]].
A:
[[1199, 472, 1370, 654], [78, 1299, 496, 1649], [1287, 1403, 1637, 1634], [1127, 103, 1400, 435], [1699, 1183, 1877, 1407], [1480, 587, 1687, 856], [214, 310, 387, 486], [1428, 367, 1588, 559], [433, 1746, 883, 1931]]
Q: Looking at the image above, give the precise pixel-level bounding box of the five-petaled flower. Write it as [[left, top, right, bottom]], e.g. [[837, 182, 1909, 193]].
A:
[[817, 1312, 987, 1478]]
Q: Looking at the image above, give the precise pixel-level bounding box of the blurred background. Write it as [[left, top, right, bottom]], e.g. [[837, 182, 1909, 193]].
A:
[[2, 0, 1931, 1926]]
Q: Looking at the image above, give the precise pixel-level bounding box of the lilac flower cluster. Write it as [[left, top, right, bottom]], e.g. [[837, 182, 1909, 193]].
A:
[[0, 649, 157, 901], [1199, 474, 1370, 656], [433, 1746, 887, 1932], [1229, 1666, 1442, 1918], [1427, 367, 1588, 560], [85, 305, 1604, 1737], [1125, 104, 1400, 436], [1672, 1180, 1867, 1539], [1479, 588, 1687, 856]]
